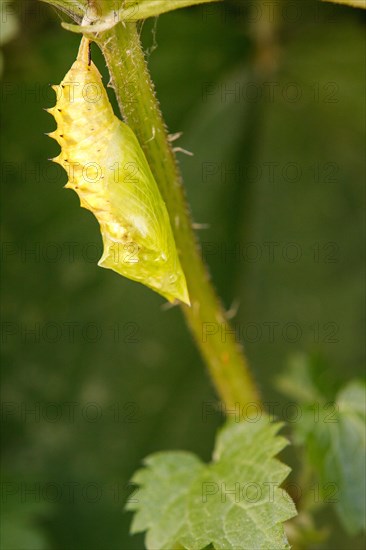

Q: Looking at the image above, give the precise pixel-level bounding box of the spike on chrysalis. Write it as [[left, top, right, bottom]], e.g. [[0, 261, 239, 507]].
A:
[[46, 36, 190, 305]]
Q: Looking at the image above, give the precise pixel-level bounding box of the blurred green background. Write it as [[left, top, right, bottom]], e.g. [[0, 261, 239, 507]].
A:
[[1, 0, 365, 548]]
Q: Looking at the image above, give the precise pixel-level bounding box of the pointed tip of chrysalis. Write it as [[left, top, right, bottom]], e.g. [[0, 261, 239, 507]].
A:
[[159, 269, 190, 306], [172, 279, 191, 307], [179, 288, 191, 307]]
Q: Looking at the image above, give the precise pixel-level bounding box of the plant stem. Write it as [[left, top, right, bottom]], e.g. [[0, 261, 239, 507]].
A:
[[97, 22, 261, 410]]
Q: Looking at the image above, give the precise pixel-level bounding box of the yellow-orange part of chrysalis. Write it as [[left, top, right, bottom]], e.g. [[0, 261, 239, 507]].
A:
[[47, 37, 190, 305]]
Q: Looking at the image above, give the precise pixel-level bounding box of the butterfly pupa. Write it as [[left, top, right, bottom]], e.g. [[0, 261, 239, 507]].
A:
[[47, 37, 190, 305]]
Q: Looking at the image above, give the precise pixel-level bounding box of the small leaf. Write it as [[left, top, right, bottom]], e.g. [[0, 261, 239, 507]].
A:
[[337, 380, 366, 418], [0, 1, 19, 46], [117, 0, 222, 20], [62, 0, 221, 34], [322, 0, 366, 8], [307, 381, 366, 534], [278, 358, 366, 535], [127, 418, 297, 550], [40, 0, 86, 21], [276, 353, 325, 405]]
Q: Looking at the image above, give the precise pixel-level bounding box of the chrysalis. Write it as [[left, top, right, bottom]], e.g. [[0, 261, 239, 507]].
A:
[[47, 37, 190, 305]]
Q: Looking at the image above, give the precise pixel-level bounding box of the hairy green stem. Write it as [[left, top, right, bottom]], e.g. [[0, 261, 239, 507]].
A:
[[97, 22, 260, 410]]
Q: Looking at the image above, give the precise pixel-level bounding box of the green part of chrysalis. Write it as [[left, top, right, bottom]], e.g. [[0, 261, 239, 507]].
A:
[[47, 37, 190, 306]]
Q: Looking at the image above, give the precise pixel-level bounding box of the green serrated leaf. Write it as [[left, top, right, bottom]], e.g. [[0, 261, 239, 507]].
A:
[[126, 418, 297, 550]]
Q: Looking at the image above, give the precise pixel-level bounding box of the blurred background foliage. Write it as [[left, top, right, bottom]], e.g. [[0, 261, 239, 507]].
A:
[[1, 0, 365, 548]]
